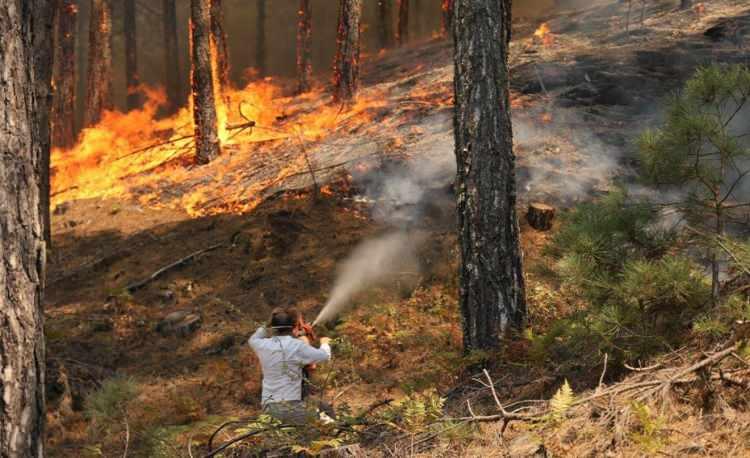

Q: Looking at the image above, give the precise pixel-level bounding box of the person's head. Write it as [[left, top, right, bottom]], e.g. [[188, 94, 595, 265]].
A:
[[269, 308, 298, 336]]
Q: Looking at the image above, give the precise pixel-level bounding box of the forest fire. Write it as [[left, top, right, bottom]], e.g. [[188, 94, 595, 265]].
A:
[[534, 22, 554, 46], [51, 80, 389, 216]]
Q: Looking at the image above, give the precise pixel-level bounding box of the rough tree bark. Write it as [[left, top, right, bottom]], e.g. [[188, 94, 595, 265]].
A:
[[453, 0, 525, 350], [332, 0, 362, 103], [296, 0, 313, 94], [0, 0, 52, 456], [191, 0, 221, 163], [124, 0, 141, 110], [84, 0, 113, 127], [163, 0, 182, 113], [441, 0, 453, 37], [397, 0, 409, 46], [52, 0, 77, 149], [210, 0, 230, 92], [377, 0, 393, 49], [256, 0, 267, 76]]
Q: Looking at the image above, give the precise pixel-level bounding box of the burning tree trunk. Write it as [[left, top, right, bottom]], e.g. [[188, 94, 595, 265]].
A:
[[191, 0, 221, 163], [52, 0, 77, 149], [84, 0, 113, 127], [441, 0, 453, 37], [296, 0, 313, 94], [396, 0, 409, 46], [453, 0, 525, 350], [0, 0, 52, 455], [210, 0, 230, 92], [377, 0, 393, 49], [256, 0, 267, 76], [163, 0, 182, 114], [332, 0, 362, 103], [124, 0, 141, 110]]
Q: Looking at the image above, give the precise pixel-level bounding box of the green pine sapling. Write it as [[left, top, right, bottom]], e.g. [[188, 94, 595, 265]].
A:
[[639, 65, 750, 303]]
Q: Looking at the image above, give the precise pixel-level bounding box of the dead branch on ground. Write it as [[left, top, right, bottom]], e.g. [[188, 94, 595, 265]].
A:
[[124, 243, 223, 293], [442, 340, 747, 432]]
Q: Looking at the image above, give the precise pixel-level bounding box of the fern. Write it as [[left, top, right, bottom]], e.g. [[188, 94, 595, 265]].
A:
[[548, 380, 574, 422]]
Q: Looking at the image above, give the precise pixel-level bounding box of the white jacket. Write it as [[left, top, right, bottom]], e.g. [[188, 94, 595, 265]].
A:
[[248, 327, 331, 405]]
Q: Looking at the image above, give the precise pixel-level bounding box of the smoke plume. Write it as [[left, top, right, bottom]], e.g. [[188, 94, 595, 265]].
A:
[[313, 231, 420, 326]]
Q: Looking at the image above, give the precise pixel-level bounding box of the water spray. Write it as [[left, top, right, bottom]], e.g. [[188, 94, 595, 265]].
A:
[[312, 231, 420, 326]]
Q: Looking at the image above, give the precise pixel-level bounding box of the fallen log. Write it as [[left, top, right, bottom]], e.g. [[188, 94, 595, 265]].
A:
[[125, 243, 223, 293]]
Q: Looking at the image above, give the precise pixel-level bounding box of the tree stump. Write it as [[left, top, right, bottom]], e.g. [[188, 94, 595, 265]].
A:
[[527, 202, 555, 231]]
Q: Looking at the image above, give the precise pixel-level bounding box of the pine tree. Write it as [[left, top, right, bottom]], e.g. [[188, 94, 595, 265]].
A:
[[256, 0, 267, 76], [296, 0, 313, 94], [441, 0, 453, 37], [163, 0, 182, 113], [84, 0, 113, 127], [210, 0, 230, 92], [124, 0, 141, 110], [191, 0, 221, 163], [453, 0, 525, 349], [397, 0, 409, 46], [333, 0, 362, 103], [378, 0, 393, 49], [639, 65, 750, 303], [0, 0, 53, 454], [52, 0, 77, 149]]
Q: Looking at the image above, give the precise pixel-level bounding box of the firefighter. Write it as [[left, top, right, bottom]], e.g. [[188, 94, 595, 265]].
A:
[[248, 308, 331, 424]]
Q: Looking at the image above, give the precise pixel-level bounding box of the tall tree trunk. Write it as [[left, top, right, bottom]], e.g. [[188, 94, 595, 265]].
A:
[[296, 0, 313, 94], [0, 0, 52, 455], [256, 0, 267, 76], [124, 0, 140, 110], [453, 0, 525, 350], [191, 0, 221, 164], [441, 0, 453, 37], [332, 0, 362, 103], [397, 0, 409, 46], [377, 0, 393, 49], [52, 0, 77, 149], [84, 0, 113, 127], [210, 0, 230, 92], [163, 0, 181, 113]]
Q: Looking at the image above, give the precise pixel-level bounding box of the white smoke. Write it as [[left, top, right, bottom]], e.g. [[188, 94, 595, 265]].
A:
[[313, 231, 420, 326]]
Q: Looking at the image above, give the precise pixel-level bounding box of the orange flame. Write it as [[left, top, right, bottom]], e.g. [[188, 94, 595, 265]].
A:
[[533, 22, 554, 46], [51, 78, 388, 217]]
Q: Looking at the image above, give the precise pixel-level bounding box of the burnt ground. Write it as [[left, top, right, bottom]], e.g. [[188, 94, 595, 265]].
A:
[[46, 1, 750, 456]]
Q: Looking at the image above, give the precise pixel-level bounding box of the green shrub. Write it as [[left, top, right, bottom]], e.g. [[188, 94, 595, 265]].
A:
[[85, 377, 138, 430], [534, 195, 713, 368]]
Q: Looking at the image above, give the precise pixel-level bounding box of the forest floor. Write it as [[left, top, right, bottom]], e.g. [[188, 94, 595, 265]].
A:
[[45, 0, 750, 456]]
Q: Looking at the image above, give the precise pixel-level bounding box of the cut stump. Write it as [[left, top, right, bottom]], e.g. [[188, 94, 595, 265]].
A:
[[527, 202, 555, 231]]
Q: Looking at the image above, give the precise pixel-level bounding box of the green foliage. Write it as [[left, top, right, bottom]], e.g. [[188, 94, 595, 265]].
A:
[[629, 401, 666, 453], [548, 380, 575, 423], [84, 377, 138, 432], [382, 390, 445, 433], [639, 65, 750, 194], [638, 64, 750, 298], [546, 190, 670, 275], [535, 195, 712, 368]]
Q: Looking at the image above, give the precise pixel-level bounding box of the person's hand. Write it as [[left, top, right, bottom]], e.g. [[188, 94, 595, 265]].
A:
[[319, 337, 331, 346]]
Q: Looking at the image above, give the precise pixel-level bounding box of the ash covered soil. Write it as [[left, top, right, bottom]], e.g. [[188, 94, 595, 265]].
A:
[[46, 1, 750, 455]]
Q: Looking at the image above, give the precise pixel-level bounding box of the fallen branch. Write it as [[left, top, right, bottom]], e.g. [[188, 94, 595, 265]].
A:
[[203, 425, 291, 458], [442, 341, 745, 430], [125, 243, 223, 293]]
